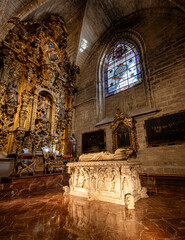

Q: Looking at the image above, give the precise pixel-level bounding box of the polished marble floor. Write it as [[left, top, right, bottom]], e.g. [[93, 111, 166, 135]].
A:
[[0, 184, 185, 240]]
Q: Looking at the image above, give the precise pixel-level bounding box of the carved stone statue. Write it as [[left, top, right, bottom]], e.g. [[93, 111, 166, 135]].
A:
[[91, 175, 96, 191], [125, 194, 135, 209], [78, 169, 85, 188], [110, 169, 118, 192], [83, 170, 90, 189], [79, 148, 132, 162], [69, 134, 77, 160], [98, 168, 105, 191]]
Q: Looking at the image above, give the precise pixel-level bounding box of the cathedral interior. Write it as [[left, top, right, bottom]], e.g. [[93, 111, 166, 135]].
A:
[[0, 0, 185, 239]]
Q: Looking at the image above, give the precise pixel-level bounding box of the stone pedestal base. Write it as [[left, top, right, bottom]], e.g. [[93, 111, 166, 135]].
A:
[[65, 161, 148, 209]]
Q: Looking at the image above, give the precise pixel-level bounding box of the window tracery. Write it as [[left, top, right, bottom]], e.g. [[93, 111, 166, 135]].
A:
[[104, 40, 142, 97]]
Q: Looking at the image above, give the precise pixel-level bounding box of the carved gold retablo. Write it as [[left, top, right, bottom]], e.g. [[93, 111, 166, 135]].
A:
[[0, 15, 79, 176]]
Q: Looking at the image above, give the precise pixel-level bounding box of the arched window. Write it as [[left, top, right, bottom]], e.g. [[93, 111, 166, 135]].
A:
[[104, 40, 142, 97]]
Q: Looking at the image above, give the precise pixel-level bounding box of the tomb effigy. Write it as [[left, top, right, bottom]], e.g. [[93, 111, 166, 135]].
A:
[[64, 110, 148, 209]]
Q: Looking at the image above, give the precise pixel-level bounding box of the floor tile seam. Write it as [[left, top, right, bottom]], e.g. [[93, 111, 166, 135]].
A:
[[159, 217, 179, 237]]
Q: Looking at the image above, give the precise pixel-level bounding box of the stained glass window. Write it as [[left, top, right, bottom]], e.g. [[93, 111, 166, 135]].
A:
[[104, 41, 142, 97]]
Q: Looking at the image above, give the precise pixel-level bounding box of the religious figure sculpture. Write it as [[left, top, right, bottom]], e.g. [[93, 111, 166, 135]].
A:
[[37, 95, 50, 119], [69, 134, 77, 161], [83, 170, 90, 189], [110, 169, 118, 192], [58, 102, 66, 120], [5, 79, 19, 116], [91, 175, 96, 191], [44, 40, 59, 62], [125, 194, 135, 209], [6, 80, 18, 106], [79, 148, 132, 162], [98, 169, 105, 191], [78, 169, 85, 188], [74, 168, 80, 187]]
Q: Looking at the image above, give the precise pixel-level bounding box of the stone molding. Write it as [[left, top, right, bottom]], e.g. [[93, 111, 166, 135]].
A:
[[67, 160, 141, 167]]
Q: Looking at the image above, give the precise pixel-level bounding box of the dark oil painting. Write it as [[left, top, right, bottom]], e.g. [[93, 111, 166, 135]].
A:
[[144, 111, 185, 146], [82, 130, 106, 153], [116, 124, 131, 149]]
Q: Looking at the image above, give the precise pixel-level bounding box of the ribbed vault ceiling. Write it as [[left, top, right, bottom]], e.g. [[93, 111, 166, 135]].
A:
[[0, 0, 184, 67]]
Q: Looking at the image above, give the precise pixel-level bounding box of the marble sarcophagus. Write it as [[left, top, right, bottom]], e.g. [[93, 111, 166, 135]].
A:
[[65, 150, 148, 209], [64, 110, 148, 209]]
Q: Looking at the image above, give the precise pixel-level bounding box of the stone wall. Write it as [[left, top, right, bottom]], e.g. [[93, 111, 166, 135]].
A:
[[73, 9, 185, 175]]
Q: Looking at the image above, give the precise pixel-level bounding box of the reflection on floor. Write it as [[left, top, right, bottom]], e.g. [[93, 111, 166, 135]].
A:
[[0, 184, 185, 240]]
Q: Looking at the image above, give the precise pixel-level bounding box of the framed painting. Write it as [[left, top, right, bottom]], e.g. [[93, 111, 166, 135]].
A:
[[111, 109, 138, 154], [116, 124, 131, 148], [144, 110, 185, 147], [82, 130, 106, 153]]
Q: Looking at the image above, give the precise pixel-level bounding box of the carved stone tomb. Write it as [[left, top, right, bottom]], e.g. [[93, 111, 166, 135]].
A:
[[64, 110, 148, 209]]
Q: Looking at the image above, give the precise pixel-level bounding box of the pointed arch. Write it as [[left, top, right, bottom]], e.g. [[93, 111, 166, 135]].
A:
[[104, 40, 142, 97], [97, 29, 153, 122]]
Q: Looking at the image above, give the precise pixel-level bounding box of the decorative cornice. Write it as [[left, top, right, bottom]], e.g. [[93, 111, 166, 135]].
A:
[[67, 160, 141, 167]]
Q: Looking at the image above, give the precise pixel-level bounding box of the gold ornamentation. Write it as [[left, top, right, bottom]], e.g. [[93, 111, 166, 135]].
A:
[[16, 153, 35, 176], [41, 37, 61, 64], [0, 14, 79, 163], [111, 109, 138, 156]]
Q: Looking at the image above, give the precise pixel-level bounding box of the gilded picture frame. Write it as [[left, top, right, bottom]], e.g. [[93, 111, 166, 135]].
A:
[[111, 109, 138, 154]]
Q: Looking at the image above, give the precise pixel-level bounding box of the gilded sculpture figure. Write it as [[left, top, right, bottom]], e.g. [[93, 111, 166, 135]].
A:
[[37, 95, 50, 119], [6, 80, 18, 107]]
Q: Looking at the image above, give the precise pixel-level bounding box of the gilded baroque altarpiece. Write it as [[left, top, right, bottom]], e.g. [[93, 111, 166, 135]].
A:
[[0, 15, 78, 154]]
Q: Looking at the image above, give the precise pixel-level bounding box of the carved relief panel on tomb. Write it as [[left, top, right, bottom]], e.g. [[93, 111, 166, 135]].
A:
[[97, 167, 119, 193], [74, 168, 90, 189], [66, 162, 148, 207], [0, 15, 78, 154]]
